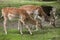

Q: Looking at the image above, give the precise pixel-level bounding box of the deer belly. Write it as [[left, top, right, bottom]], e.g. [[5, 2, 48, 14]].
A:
[[8, 14, 17, 20]]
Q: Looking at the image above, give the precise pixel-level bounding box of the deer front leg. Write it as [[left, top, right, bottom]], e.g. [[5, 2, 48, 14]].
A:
[[25, 25, 32, 35], [18, 20, 23, 34], [18, 20, 20, 31], [19, 20, 24, 35], [4, 18, 7, 34], [20, 19, 32, 35], [34, 21, 39, 31]]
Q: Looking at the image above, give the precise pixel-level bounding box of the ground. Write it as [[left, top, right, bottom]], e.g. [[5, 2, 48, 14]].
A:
[[0, 18, 60, 40], [0, 1, 60, 40], [0, 27, 60, 40]]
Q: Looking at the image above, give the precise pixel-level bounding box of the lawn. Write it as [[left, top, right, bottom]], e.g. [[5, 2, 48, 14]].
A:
[[0, 26, 60, 40], [0, 1, 60, 40]]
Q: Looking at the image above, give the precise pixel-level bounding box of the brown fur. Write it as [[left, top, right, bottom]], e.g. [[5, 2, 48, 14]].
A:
[[2, 7, 39, 34], [20, 5, 45, 17]]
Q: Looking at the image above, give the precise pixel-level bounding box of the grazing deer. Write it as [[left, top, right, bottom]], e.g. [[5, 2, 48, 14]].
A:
[[19, 5, 56, 27], [1, 7, 42, 35], [19, 5, 48, 28]]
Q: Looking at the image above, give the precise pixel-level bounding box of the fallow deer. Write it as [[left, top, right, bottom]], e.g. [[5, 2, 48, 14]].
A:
[[19, 5, 48, 28], [19, 5, 56, 27], [1, 7, 41, 35]]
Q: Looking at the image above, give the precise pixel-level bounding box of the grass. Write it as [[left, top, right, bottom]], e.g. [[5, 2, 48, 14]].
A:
[[0, 26, 60, 40], [0, 1, 59, 8], [0, 1, 60, 40]]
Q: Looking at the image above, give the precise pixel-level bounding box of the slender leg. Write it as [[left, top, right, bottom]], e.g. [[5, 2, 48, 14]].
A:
[[34, 21, 39, 31], [4, 18, 7, 34], [19, 21, 23, 35], [25, 25, 32, 35], [20, 17, 32, 35], [18, 20, 20, 31], [37, 16, 43, 28], [19, 18, 26, 35]]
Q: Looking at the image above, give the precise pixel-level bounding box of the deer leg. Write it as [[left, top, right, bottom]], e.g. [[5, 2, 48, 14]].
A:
[[4, 17, 7, 34], [20, 19, 32, 35], [18, 20, 20, 31], [20, 21, 23, 34], [19, 20, 24, 35], [34, 21, 39, 31], [37, 16, 43, 28], [25, 25, 32, 35], [20, 15, 32, 35], [18, 20, 23, 34]]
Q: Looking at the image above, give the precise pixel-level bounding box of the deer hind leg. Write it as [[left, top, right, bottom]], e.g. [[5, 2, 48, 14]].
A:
[[20, 18, 32, 35], [38, 16, 44, 29], [3, 16, 7, 34], [18, 19, 23, 35], [25, 25, 32, 35]]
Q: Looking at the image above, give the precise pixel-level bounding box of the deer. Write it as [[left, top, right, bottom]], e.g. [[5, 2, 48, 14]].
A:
[[19, 5, 56, 27], [19, 5, 49, 28], [41, 6, 56, 27], [1, 7, 42, 35]]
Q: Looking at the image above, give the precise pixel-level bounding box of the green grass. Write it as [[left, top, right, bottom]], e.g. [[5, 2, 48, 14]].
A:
[[0, 27, 60, 40], [0, 0, 60, 40], [0, 1, 59, 8], [0, 1, 60, 40]]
